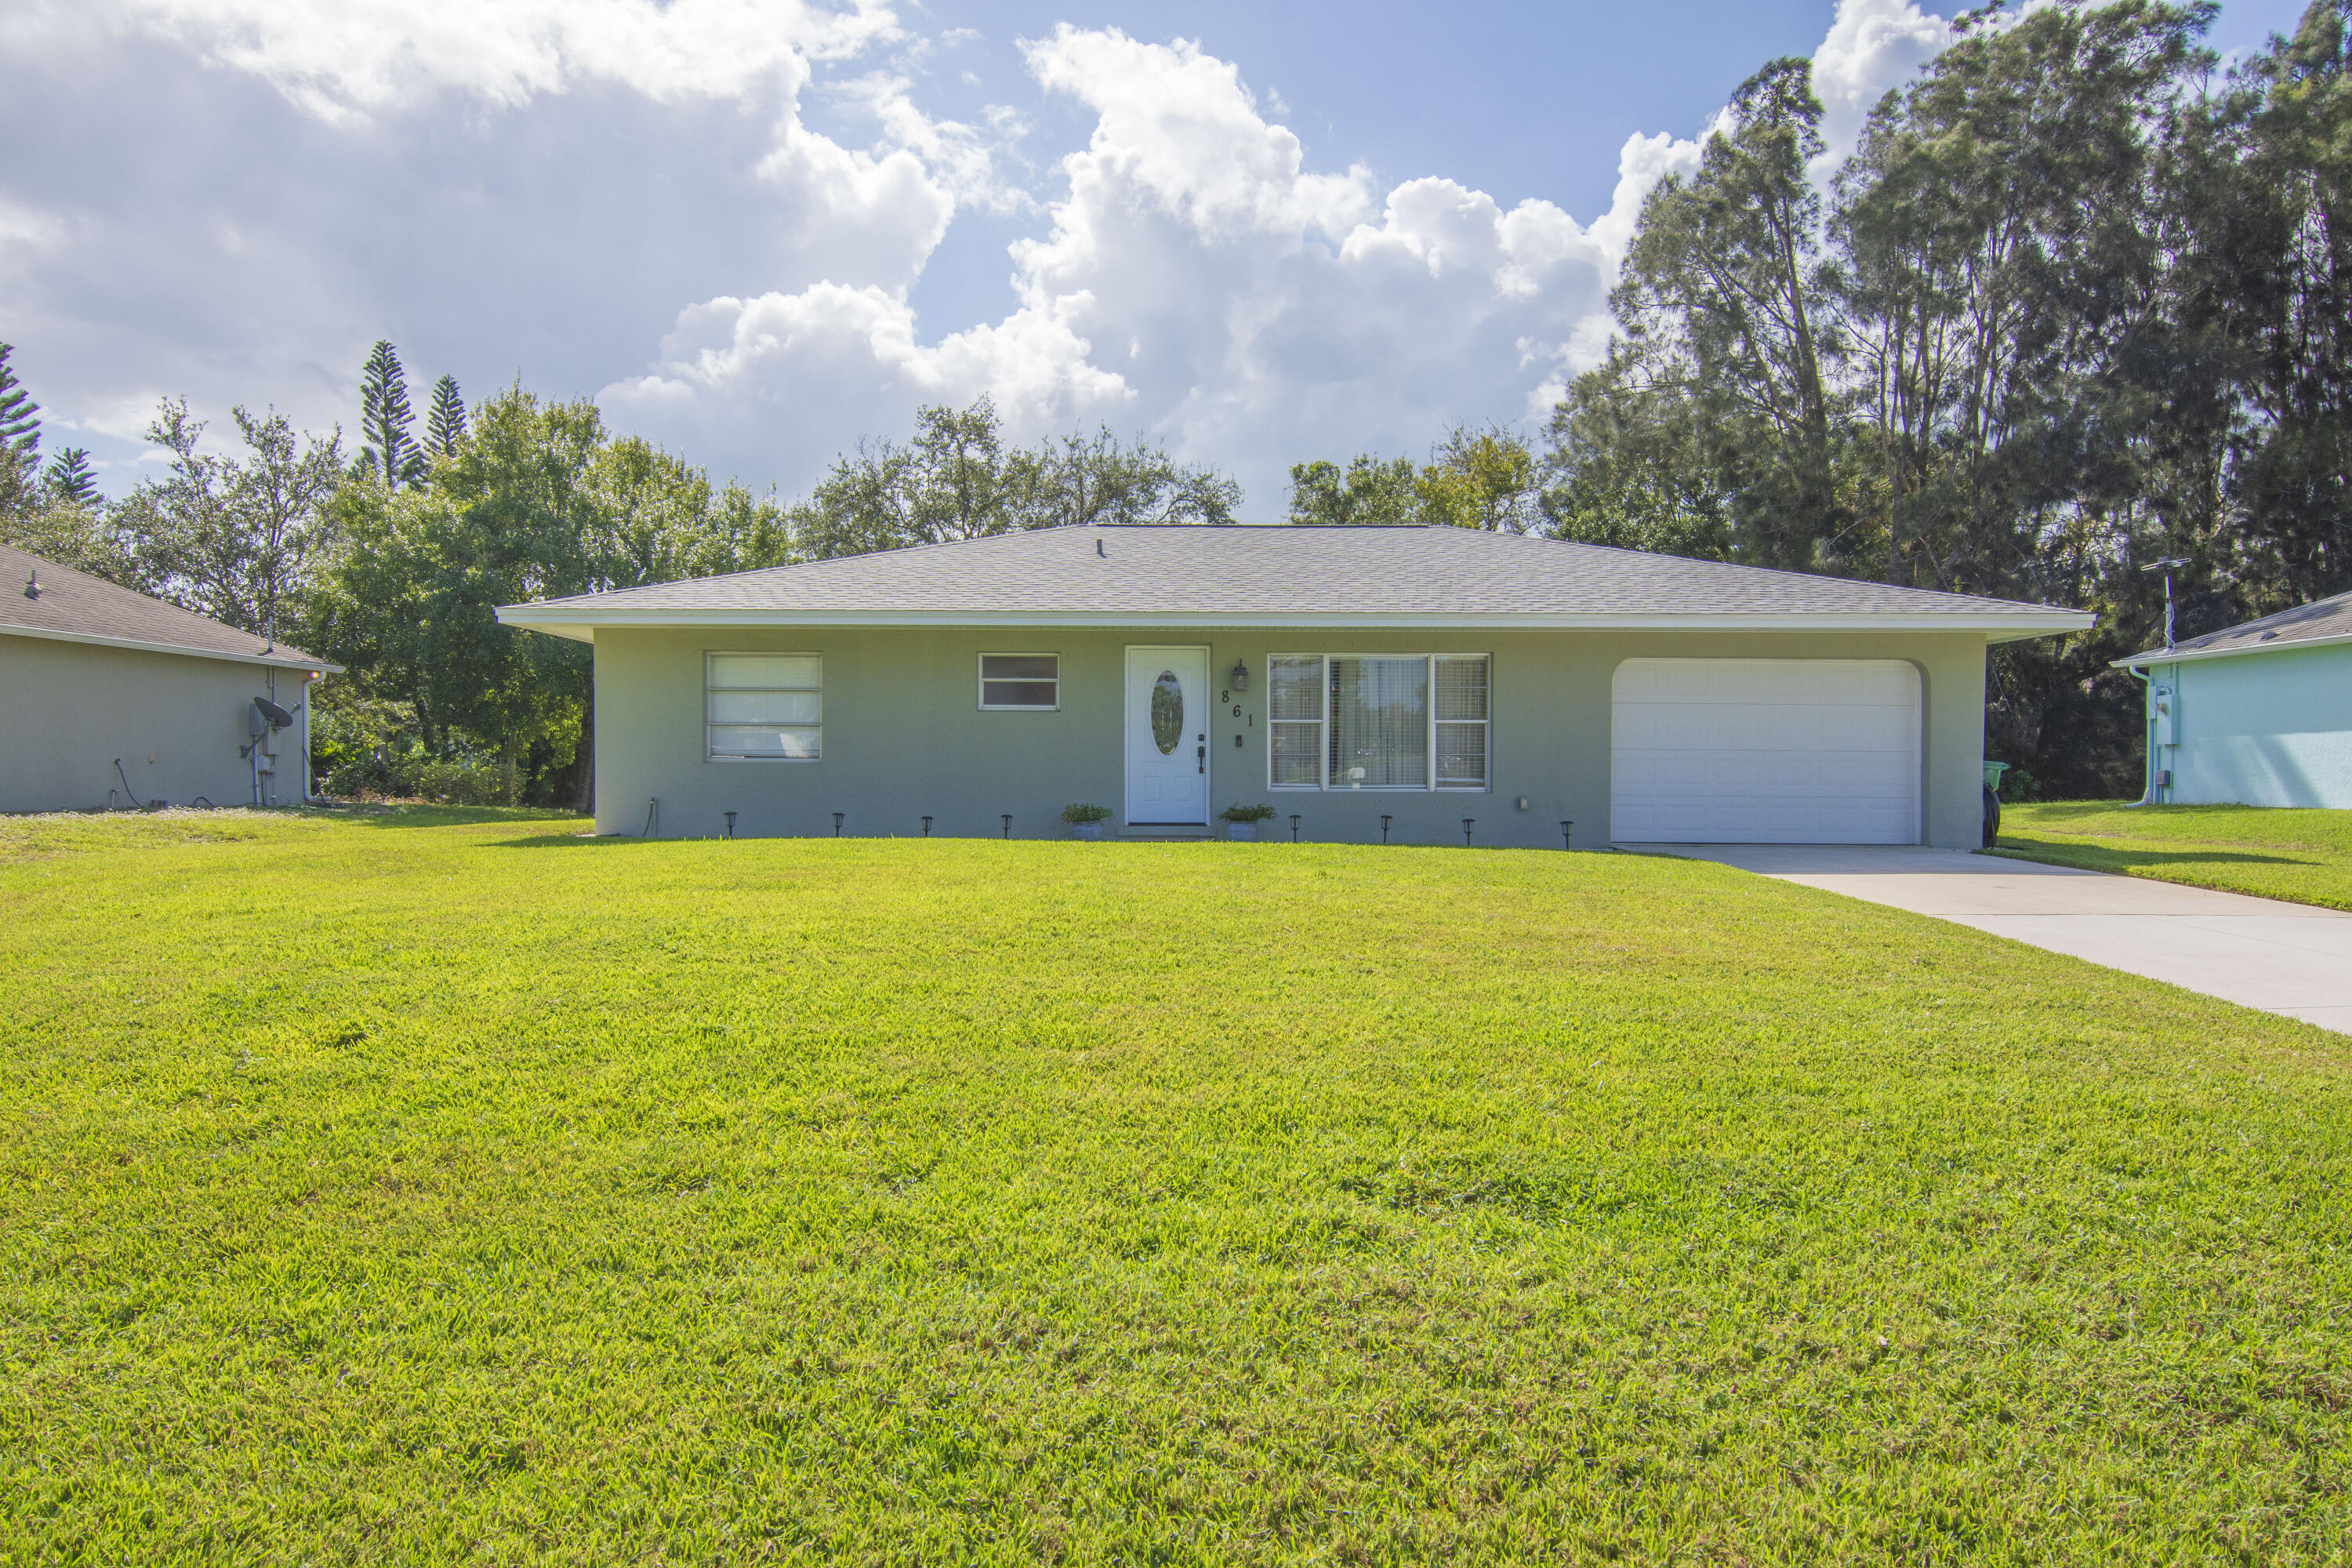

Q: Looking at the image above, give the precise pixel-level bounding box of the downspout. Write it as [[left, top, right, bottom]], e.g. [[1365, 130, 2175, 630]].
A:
[[299, 671, 317, 805], [2121, 662, 2156, 807]]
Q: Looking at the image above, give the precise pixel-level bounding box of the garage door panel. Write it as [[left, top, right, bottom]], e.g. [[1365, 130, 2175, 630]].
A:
[[1611, 659, 1922, 844]]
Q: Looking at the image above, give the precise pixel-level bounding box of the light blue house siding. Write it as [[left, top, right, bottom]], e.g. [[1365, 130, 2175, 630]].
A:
[[2152, 641, 2352, 808]]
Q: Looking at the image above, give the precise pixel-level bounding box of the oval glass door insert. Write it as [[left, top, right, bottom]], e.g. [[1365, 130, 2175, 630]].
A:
[[1150, 670, 1184, 754]]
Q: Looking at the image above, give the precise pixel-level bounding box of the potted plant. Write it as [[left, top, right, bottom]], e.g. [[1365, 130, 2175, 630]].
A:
[[1062, 803, 1113, 840], [1218, 802, 1277, 840]]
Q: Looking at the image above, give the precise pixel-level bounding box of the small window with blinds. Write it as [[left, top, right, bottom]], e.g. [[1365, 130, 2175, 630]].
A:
[[707, 652, 821, 760], [1434, 655, 1490, 789], [978, 653, 1059, 710], [1265, 652, 1489, 791], [1268, 655, 1327, 788]]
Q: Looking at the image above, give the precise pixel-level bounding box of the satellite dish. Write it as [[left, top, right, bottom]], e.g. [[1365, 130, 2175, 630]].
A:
[[253, 697, 295, 730]]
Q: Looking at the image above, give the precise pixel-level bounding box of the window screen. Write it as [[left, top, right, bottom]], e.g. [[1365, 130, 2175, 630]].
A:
[[1269, 655, 1326, 787], [1434, 655, 1490, 788], [979, 653, 1059, 710], [707, 653, 821, 760]]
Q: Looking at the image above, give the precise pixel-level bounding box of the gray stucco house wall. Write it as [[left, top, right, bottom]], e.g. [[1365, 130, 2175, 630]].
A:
[[1, 543, 336, 813], [501, 524, 2088, 850], [2118, 588, 2352, 808]]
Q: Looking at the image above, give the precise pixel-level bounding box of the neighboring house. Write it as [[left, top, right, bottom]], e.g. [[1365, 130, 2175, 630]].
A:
[[2115, 587, 2352, 808], [496, 524, 2089, 848], [0, 543, 336, 814]]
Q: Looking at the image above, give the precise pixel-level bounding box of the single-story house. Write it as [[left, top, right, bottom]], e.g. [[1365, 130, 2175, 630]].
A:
[[0, 543, 336, 813], [495, 524, 2090, 848], [2115, 586, 2352, 808]]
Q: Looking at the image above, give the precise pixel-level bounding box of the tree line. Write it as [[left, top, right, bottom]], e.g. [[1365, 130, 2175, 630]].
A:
[[0, 343, 1250, 807], [4, 0, 2347, 804]]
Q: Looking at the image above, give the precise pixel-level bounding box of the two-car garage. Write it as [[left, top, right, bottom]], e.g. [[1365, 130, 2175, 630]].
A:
[[1609, 659, 1924, 844]]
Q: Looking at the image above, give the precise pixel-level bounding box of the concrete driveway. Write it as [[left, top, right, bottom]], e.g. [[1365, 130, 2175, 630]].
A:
[[1631, 844, 2352, 1035]]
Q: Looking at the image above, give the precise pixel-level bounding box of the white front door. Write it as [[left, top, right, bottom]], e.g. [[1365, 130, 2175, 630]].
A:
[[1124, 646, 1210, 825]]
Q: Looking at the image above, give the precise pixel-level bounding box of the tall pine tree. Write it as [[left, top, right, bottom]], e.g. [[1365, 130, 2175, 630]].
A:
[[358, 340, 425, 488], [426, 374, 466, 459], [42, 447, 97, 506], [0, 343, 40, 514]]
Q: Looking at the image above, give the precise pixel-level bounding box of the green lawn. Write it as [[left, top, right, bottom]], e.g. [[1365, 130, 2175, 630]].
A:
[[4, 809, 2350, 1563], [1996, 800, 2352, 912]]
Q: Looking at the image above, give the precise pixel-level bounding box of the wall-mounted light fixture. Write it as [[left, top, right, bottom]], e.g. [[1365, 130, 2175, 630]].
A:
[[1229, 660, 1249, 692]]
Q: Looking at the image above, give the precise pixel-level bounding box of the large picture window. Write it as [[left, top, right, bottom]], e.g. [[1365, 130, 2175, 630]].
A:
[[1266, 654, 1490, 791], [978, 653, 1059, 710], [707, 652, 821, 760]]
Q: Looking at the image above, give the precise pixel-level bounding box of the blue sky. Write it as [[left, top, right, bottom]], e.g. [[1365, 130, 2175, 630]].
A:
[[0, 0, 2316, 514]]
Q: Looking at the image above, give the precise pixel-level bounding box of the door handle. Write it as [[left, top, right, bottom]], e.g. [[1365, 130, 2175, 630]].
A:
[[1196, 742, 1205, 774]]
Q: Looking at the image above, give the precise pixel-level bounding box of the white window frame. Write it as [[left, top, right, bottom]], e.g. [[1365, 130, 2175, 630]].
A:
[[1265, 652, 1490, 793], [977, 652, 1061, 712], [706, 651, 822, 763]]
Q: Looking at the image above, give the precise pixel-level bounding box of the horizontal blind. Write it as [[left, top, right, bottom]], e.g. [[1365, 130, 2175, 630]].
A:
[[1268, 655, 1325, 787], [1434, 655, 1489, 787], [708, 653, 822, 759]]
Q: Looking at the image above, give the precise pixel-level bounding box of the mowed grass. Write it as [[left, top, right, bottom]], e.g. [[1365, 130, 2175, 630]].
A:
[[1997, 800, 2352, 912], [3, 809, 2350, 1565]]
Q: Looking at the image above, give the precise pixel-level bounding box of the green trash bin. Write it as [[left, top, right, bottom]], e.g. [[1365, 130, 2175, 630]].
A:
[[1980, 762, 2009, 848]]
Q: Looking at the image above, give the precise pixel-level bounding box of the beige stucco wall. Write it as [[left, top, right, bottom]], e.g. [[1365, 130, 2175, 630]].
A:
[[0, 634, 315, 813], [590, 625, 1993, 849]]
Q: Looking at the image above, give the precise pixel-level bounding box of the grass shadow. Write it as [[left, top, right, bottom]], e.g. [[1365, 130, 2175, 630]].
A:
[[1991, 840, 2316, 869], [332, 804, 589, 830], [489, 830, 654, 848]]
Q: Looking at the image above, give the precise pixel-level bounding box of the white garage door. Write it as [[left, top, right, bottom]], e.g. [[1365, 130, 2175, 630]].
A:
[[1611, 659, 1922, 844]]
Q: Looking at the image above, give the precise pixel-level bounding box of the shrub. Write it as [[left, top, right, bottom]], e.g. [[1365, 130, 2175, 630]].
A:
[[325, 752, 517, 806], [1218, 803, 1278, 823], [1061, 803, 1114, 825]]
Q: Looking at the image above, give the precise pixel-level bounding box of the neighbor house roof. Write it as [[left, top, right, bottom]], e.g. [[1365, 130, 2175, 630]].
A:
[[0, 543, 337, 673], [2114, 586, 2352, 670], [497, 524, 2091, 642]]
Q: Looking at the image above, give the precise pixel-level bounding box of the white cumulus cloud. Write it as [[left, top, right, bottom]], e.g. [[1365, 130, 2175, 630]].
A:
[[608, 24, 1712, 507], [107, 0, 898, 121], [1811, 0, 1956, 157]]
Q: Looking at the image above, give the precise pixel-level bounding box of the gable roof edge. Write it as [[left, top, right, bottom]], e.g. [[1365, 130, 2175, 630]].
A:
[[1, 622, 342, 673]]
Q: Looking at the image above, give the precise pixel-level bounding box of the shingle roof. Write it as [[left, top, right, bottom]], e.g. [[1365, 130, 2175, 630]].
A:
[[499, 524, 2089, 641], [0, 543, 332, 671], [2118, 586, 2352, 666]]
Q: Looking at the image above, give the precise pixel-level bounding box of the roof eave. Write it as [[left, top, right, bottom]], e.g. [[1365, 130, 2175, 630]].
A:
[[0, 622, 343, 673], [2112, 628, 2352, 670], [496, 604, 2090, 640]]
